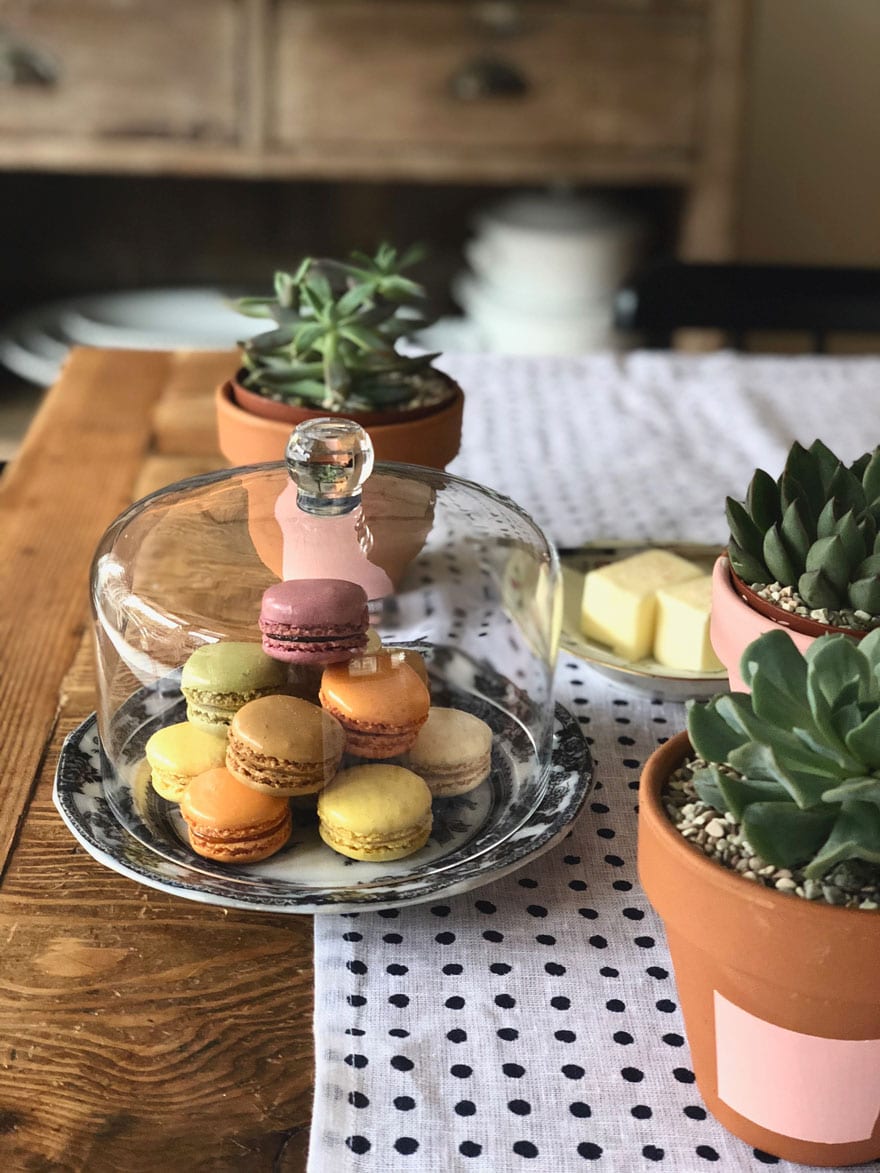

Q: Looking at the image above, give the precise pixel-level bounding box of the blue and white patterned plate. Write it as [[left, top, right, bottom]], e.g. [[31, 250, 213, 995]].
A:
[[54, 704, 591, 914]]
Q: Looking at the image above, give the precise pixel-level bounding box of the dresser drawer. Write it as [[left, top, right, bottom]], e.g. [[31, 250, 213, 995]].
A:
[[273, 2, 703, 155], [0, 0, 243, 143]]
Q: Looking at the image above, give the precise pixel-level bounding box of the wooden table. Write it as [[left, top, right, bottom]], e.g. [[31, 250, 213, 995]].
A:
[[0, 348, 315, 1171]]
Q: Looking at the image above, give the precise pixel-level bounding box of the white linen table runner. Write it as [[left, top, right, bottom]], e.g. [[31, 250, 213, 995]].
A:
[[309, 351, 880, 1173]]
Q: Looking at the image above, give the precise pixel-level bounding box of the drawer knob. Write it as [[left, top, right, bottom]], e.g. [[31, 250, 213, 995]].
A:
[[448, 56, 529, 101], [0, 29, 58, 87]]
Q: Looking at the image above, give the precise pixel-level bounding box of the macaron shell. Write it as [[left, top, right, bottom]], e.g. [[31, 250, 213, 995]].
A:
[[319, 652, 430, 756], [260, 578, 368, 627], [318, 818, 430, 862], [317, 764, 432, 860], [187, 812, 292, 864], [180, 641, 288, 692], [181, 767, 292, 864], [403, 707, 493, 796], [259, 578, 369, 664], [181, 642, 289, 730], [145, 721, 228, 802], [226, 695, 345, 795], [181, 766, 290, 831]]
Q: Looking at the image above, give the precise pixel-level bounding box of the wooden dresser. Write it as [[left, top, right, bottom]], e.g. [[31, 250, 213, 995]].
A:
[[0, 0, 749, 259]]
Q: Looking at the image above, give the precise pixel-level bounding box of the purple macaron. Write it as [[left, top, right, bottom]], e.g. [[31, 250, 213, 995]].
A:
[[259, 578, 369, 665]]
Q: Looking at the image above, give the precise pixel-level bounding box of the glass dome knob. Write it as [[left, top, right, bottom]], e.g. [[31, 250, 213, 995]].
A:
[[285, 418, 375, 515]]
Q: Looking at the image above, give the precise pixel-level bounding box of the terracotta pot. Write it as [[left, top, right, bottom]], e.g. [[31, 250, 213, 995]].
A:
[[215, 375, 464, 470], [710, 555, 817, 690], [639, 731, 880, 1167]]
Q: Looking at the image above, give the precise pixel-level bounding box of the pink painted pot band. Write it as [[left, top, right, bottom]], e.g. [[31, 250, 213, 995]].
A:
[[715, 992, 880, 1143]]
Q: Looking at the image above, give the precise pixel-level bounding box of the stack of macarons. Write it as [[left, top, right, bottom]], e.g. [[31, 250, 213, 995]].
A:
[[141, 576, 496, 867]]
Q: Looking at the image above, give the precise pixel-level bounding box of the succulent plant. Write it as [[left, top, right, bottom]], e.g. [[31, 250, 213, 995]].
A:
[[234, 243, 445, 413], [686, 628, 880, 879], [726, 439, 880, 615]]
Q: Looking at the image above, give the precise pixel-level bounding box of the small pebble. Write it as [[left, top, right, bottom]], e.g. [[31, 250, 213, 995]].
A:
[[665, 762, 880, 909]]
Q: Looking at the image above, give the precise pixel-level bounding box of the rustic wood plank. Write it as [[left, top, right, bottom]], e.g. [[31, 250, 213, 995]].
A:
[[0, 349, 172, 877], [1, 712, 314, 1172], [152, 350, 233, 458]]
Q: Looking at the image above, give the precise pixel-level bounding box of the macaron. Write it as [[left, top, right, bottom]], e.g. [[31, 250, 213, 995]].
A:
[[180, 641, 287, 733], [226, 694, 346, 797], [403, 707, 493, 797], [260, 578, 369, 664], [144, 721, 229, 802], [317, 764, 433, 861], [180, 766, 292, 864], [319, 651, 430, 758]]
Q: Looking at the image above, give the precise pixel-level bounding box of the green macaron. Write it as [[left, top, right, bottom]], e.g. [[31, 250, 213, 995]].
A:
[[180, 641, 287, 733]]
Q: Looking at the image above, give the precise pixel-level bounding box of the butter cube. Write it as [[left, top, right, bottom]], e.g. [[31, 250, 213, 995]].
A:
[[580, 550, 702, 661], [654, 575, 723, 672]]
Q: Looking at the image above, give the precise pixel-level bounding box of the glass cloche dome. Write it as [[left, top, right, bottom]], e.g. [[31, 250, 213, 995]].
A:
[[87, 419, 581, 911]]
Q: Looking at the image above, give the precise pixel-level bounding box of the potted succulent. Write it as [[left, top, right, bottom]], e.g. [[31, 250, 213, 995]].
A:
[[712, 439, 880, 688], [639, 627, 880, 1166], [216, 243, 464, 469]]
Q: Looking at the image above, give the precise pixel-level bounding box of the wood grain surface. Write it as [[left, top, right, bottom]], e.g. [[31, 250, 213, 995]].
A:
[[0, 348, 315, 1172]]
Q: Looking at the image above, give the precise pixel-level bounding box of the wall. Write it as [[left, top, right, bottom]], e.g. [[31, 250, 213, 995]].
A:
[[740, 0, 880, 264]]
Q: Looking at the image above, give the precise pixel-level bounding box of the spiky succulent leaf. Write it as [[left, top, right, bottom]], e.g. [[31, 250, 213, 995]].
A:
[[726, 497, 768, 565], [727, 539, 770, 586], [783, 441, 825, 525], [779, 499, 812, 570], [746, 467, 782, 531], [861, 449, 880, 505], [798, 568, 844, 610], [727, 440, 880, 618], [763, 523, 798, 584], [832, 509, 868, 568], [232, 243, 442, 411], [805, 535, 850, 595], [850, 577, 880, 614]]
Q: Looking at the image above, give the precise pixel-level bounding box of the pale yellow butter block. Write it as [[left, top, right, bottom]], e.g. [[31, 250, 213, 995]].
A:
[[653, 575, 723, 672], [580, 550, 702, 661]]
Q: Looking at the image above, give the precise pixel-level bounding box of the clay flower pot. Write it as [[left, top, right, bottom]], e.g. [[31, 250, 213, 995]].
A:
[[639, 731, 880, 1167], [215, 374, 464, 470], [709, 555, 868, 691]]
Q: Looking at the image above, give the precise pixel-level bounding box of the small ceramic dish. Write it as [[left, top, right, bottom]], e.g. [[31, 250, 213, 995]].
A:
[[560, 542, 729, 702]]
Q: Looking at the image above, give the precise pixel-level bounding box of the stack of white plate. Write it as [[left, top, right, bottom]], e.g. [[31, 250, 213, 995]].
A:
[[454, 192, 642, 355], [0, 287, 264, 387]]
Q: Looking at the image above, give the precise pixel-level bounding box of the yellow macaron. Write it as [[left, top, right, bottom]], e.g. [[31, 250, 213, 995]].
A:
[[317, 764, 432, 861], [144, 721, 228, 802]]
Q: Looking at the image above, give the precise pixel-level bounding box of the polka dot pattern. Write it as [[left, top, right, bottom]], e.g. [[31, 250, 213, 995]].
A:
[[310, 659, 818, 1171], [306, 351, 880, 1170]]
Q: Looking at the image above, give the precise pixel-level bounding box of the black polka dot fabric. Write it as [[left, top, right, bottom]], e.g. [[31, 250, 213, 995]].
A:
[[310, 661, 817, 1171], [307, 352, 880, 1170]]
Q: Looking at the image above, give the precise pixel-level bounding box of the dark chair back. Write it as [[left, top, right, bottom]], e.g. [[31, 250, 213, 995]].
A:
[[615, 260, 880, 351]]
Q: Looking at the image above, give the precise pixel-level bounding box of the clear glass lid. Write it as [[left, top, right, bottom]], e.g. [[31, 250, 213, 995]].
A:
[[89, 419, 564, 901]]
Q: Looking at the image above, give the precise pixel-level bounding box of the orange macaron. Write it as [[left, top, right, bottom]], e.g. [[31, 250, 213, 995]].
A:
[[319, 650, 430, 758], [180, 767, 292, 864]]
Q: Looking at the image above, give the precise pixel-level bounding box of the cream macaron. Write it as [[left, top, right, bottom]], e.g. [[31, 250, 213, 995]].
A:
[[403, 707, 493, 797]]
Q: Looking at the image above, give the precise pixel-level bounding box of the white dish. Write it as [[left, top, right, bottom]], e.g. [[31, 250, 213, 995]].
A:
[[59, 287, 261, 350], [560, 543, 729, 702], [453, 271, 615, 355], [54, 705, 592, 915], [0, 287, 265, 387]]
